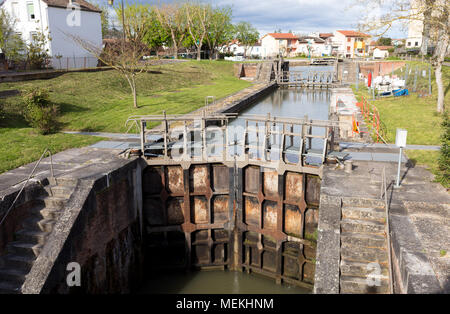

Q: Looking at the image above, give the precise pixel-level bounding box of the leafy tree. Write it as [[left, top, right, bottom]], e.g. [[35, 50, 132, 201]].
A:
[[155, 3, 188, 59], [143, 9, 170, 54], [234, 22, 259, 58], [205, 6, 233, 60], [0, 9, 24, 64], [184, 1, 211, 61], [26, 30, 51, 70], [377, 37, 392, 46]]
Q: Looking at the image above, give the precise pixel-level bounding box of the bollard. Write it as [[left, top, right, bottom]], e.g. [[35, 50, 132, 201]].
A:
[[344, 160, 353, 173]]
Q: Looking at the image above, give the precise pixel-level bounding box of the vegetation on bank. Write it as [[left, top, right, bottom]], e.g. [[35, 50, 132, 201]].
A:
[[0, 61, 251, 174], [352, 61, 450, 188]]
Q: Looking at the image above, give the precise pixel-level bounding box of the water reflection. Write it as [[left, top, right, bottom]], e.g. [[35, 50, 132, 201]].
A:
[[139, 270, 311, 294]]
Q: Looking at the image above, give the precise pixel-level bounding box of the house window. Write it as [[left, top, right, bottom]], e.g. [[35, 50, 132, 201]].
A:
[[347, 38, 351, 42], [347, 46, 350, 52], [415, 41, 418, 46], [407, 41, 411, 47], [27, 2, 35, 21], [29, 31, 38, 42], [11, 2, 19, 18]]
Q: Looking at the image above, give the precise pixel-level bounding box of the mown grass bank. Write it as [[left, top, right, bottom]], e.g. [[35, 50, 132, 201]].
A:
[[0, 61, 251, 174], [352, 61, 449, 188]]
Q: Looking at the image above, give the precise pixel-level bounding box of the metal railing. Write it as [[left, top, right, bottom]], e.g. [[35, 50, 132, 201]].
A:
[[381, 166, 394, 294], [0, 148, 55, 228]]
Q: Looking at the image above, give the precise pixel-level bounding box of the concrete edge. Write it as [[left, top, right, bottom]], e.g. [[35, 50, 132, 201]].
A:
[[389, 213, 442, 294], [21, 158, 143, 294], [313, 193, 342, 294], [220, 82, 277, 114]]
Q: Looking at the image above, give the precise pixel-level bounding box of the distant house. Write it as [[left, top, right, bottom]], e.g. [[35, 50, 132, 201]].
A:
[[319, 33, 338, 56], [260, 33, 299, 58], [295, 36, 326, 57], [373, 46, 393, 59], [0, 0, 102, 69], [333, 30, 372, 58], [220, 40, 262, 59]]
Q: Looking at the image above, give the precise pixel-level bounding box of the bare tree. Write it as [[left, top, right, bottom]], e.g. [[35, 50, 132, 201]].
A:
[[155, 3, 187, 59], [185, 1, 211, 61], [355, 0, 449, 113], [70, 35, 148, 108]]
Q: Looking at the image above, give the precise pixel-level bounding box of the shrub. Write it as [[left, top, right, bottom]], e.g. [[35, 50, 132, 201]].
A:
[[23, 88, 59, 134], [437, 113, 450, 187], [0, 101, 4, 122]]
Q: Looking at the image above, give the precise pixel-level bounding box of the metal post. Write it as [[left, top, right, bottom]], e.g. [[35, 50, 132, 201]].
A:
[[355, 63, 359, 90], [428, 65, 432, 96], [413, 67, 418, 92], [396, 147, 403, 187]]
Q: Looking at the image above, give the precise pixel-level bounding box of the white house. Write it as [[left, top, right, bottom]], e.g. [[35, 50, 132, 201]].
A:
[[295, 36, 326, 57], [333, 30, 371, 58], [373, 47, 391, 59], [260, 33, 299, 58], [220, 40, 263, 59], [0, 0, 102, 69]]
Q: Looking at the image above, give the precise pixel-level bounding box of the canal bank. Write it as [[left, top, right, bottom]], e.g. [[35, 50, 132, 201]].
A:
[[0, 61, 448, 294]]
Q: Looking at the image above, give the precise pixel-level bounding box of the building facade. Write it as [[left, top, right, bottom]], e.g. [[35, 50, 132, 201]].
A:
[[260, 33, 299, 58], [0, 0, 102, 69], [333, 30, 371, 58]]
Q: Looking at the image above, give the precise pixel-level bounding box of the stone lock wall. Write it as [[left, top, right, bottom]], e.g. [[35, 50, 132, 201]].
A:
[[22, 159, 145, 294]]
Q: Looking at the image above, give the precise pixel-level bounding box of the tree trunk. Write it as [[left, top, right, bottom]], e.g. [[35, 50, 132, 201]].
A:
[[125, 73, 138, 109], [435, 62, 445, 113], [197, 46, 201, 61]]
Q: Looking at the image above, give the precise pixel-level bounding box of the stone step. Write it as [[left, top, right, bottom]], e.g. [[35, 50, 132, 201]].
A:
[[49, 177, 78, 187], [3, 254, 35, 271], [44, 185, 73, 199], [7, 241, 43, 258], [340, 276, 390, 294], [30, 207, 62, 220], [16, 230, 49, 245], [37, 196, 67, 209], [0, 281, 22, 294], [340, 260, 389, 278], [342, 207, 386, 222], [0, 268, 28, 284], [341, 243, 388, 264], [341, 198, 385, 209], [23, 217, 56, 233], [341, 232, 387, 249], [341, 219, 386, 234]]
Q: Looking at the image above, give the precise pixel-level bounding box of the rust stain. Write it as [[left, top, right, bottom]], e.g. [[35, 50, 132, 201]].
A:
[[212, 165, 229, 192], [166, 166, 184, 194], [263, 201, 277, 230], [191, 196, 208, 224], [285, 172, 304, 203], [212, 195, 229, 223], [304, 208, 319, 234], [284, 204, 303, 237], [244, 196, 260, 226], [245, 166, 259, 194], [190, 165, 209, 192], [305, 175, 321, 206], [263, 170, 278, 198]]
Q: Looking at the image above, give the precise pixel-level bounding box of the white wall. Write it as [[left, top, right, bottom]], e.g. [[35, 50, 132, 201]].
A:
[[47, 7, 102, 68], [261, 36, 278, 58], [1, 0, 102, 69], [1, 0, 49, 43]]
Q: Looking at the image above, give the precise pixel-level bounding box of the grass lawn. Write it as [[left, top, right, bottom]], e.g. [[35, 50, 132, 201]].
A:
[[0, 60, 252, 174], [352, 61, 449, 188]]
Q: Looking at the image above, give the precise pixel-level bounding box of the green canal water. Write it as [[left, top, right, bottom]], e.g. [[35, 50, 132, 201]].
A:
[[139, 270, 311, 294]]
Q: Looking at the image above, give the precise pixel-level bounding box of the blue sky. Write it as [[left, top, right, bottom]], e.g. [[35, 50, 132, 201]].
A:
[[94, 0, 406, 39]]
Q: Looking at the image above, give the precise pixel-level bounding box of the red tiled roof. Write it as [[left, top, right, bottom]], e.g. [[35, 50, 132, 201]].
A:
[[374, 46, 394, 50], [319, 33, 333, 39], [337, 30, 371, 38], [43, 0, 101, 13], [267, 33, 298, 40]]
